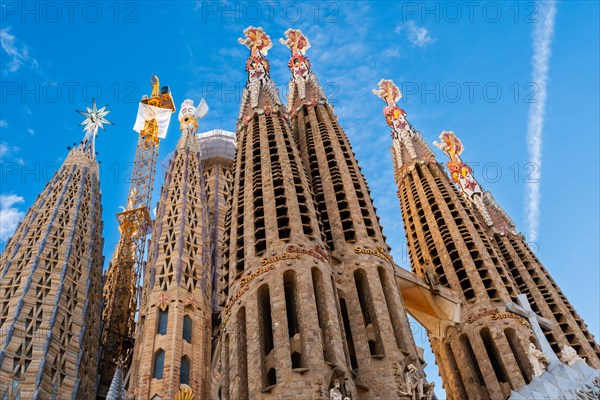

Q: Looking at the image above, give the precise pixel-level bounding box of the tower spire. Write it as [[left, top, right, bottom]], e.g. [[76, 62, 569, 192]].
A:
[[237, 26, 282, 128], [0, 102, 108, 399], [280, 28, 326, 114], [433, 130, 494, 226], [130, 98, 212, 400], [282, 34, 432, 398], [376, 77, 600, 399], [372, 79, 434, 174]]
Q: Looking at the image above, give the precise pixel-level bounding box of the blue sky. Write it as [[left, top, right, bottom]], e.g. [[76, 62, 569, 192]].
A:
[[0, 1, 598, 396]]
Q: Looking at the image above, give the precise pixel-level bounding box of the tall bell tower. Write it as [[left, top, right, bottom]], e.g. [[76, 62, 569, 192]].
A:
[[0, 102, 109, 399], [281, 29, 430, 399], [217, 27, 349, 399], [130, 99, 212, 400], [374, 79, 600, 400], [374, 79, 536, 400]]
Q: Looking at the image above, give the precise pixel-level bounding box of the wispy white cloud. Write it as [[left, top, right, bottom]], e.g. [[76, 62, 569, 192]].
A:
[[382, 47, 402, 58], [0, 120, 7, 128], [526, 0, 557, 242], [395, 21, 434, 48], [0, 143, 19, 159], [27, 128, 35, 135], [0, 27, 39, 73], [0, 194, 25, 242]]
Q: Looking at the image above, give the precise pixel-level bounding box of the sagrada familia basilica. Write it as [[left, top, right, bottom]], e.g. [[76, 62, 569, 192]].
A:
[[0, 27, 599, 400]]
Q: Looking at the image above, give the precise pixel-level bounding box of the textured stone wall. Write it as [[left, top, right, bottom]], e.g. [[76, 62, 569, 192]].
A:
[[131, 131, 212, 399], [292, 101, 424, 398], [220, 106, 348, 399], [0, 148, 104, 399]]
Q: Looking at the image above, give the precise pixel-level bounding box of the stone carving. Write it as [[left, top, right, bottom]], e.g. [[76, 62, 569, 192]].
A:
[[329, 379, 343, 400], [561, 345, 587, 366], [527, 342, 549, 376], [423, 258, 440, 295], [327, 367, 354, 399], [576, 376, 600, 399], [394, 361, 434, 400]]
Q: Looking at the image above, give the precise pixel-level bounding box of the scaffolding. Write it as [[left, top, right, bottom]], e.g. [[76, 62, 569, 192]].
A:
[[98, 76, 175, 395]]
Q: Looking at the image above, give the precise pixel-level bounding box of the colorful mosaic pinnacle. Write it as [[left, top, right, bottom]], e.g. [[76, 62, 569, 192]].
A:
[[433, 130, 493, 225], [237, 26, 282, 126], [280, 28, 311, 71], [238, 26, 272, 80], [281, 28, 327, 113], [373, 79, 420, 165], [372, 79, 410, 136], [238, 26, 272, 56]]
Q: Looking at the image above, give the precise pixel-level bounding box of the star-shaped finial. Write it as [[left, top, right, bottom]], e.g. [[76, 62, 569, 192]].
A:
[[75, 99, 113, 155], [76, 99, 113, 134]]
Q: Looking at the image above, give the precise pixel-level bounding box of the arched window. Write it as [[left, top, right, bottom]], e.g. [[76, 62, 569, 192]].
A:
[[183, 315, 192, 343], [153, 350, 165, 379], [180, 356, 191, 385], [157, 308, 168, 335]]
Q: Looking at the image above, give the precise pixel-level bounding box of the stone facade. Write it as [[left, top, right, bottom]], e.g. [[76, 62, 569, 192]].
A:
[[374, 79, 600, 400], [2, 28, 597, 400], [282, 29, 426, 399], [0, 142, 105, 399], [491, 231, 600, 367], [217, 27, 351, 400], [196, 130, 236, 320], [130, 109, 213, 400]]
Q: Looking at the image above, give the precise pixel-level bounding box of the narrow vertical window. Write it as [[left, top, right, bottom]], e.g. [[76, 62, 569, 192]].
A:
[[157, 308, 168, 335], [460, 334, 488, 398], [180, 356, 190, 385], [445, 343, 468, 398], [223, 334, 230, 400], [505, 328, 532, 383], [354, 269, 384, 356], [480, 328, 509, 390], [377, 267, 404, 350], [236, 308, 249, 399], [284, 270, 304, 369], [339, 295, 358, 370], [153, 350, 165, 379], [182, 315, 192, 343], [258, 284, 276, 388], [312, 268, 334, 363]]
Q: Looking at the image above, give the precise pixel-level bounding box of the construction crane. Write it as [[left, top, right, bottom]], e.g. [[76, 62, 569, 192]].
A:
[[98, 76, 175, 396]]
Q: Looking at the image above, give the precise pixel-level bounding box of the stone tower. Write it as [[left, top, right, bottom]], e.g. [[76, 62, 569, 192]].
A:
[[217, 27, 348, 399], [130, 99, 212, 399], [373, 79, 599, 400], [195, 129, 236, 322], [432, 130, 600, 370], [0, 102, 109, 399], [281, 29, 429, 399]]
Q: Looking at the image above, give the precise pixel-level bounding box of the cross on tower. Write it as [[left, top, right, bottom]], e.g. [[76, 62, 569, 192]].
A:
[[506, 293, 560, 364]]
